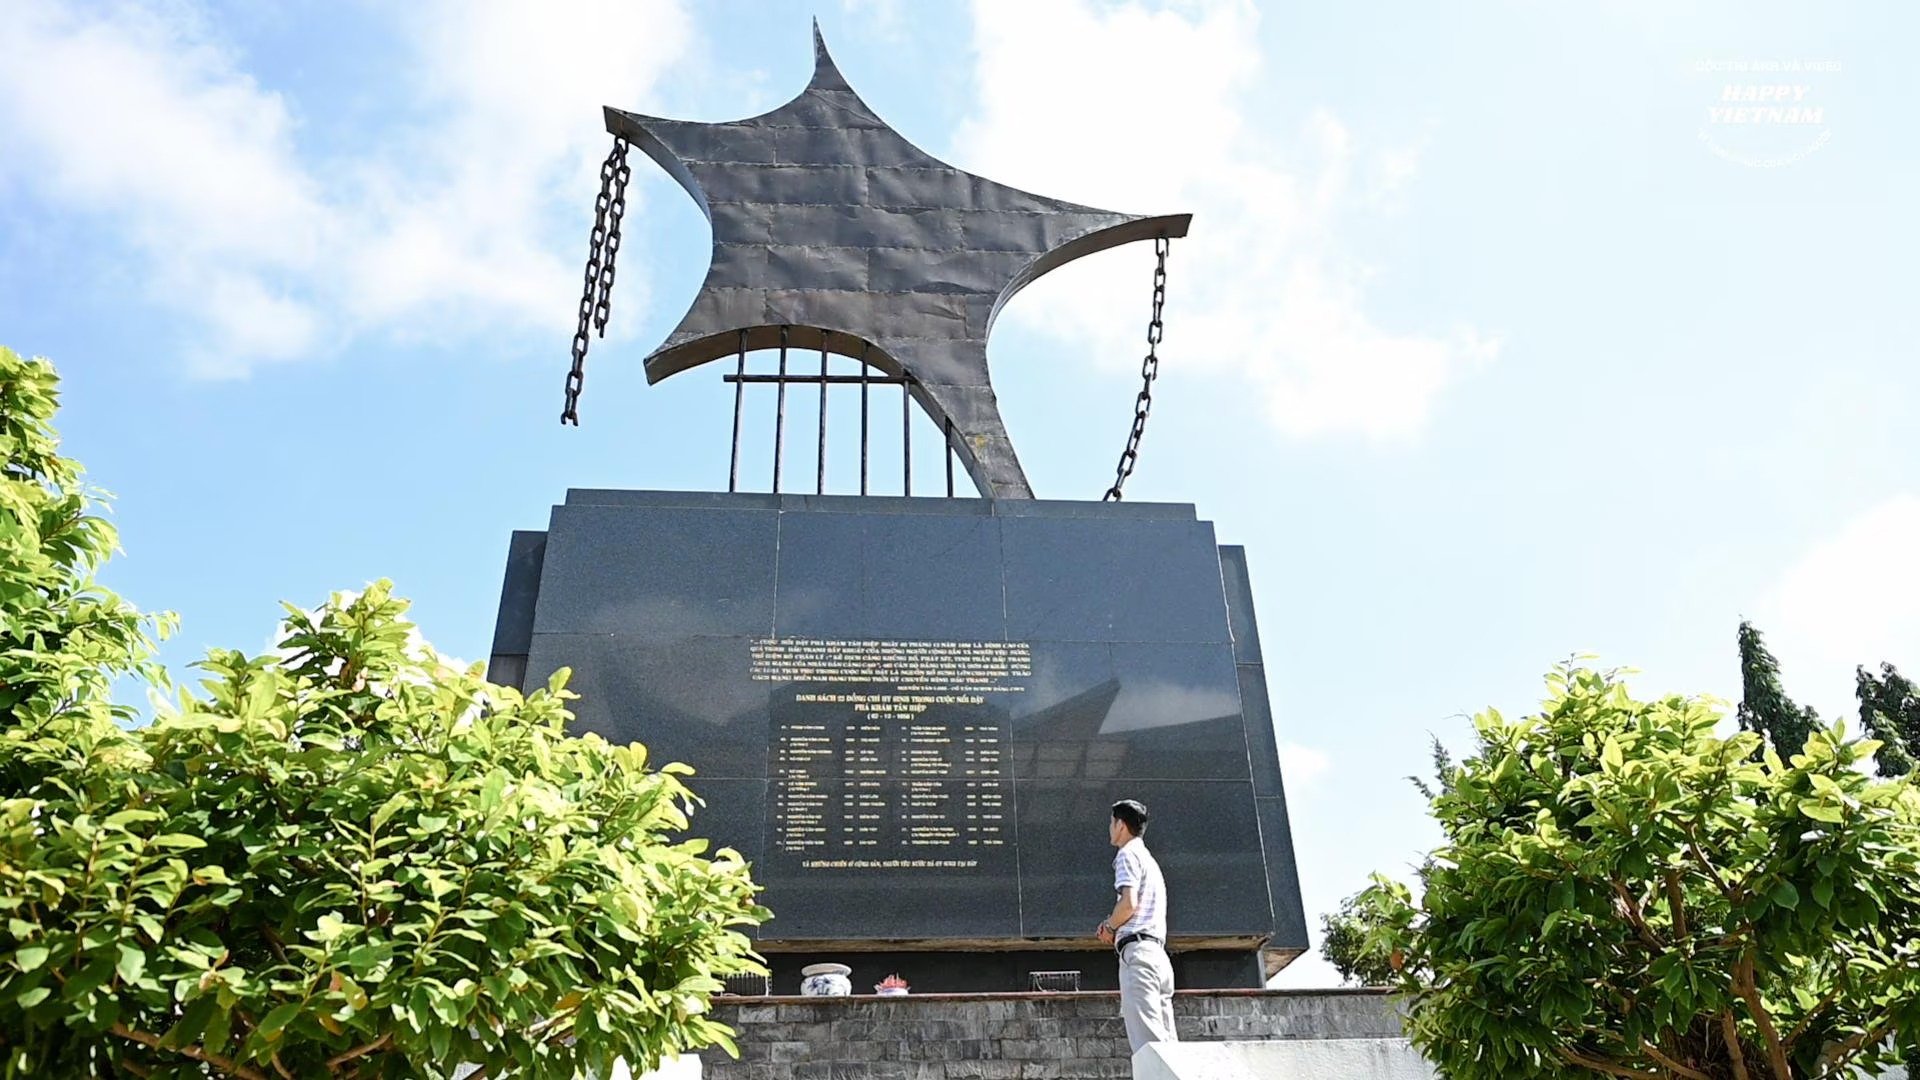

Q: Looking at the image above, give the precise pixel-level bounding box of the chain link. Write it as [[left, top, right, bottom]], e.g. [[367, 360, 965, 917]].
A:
[[1103, 236, 1169, 501], [562, 137, 631, 425]]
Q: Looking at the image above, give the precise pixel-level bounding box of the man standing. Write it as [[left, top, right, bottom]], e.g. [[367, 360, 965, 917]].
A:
[[1096, 799, 1179, 1054]]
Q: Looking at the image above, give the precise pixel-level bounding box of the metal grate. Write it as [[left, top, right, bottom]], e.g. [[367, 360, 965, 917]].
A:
[[719, 973, 771, 996], [723, 326, 966, 497], [1027, 970, 1081, 993]]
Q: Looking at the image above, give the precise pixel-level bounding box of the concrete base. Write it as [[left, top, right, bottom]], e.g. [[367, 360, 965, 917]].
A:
[[702, 990, 1407, 1080], [1132, 1038, 1435, 1080]]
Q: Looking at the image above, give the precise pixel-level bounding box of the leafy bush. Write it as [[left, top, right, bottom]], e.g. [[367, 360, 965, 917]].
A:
[[0, 347, 767, 1078], [1358, 665, 1920, 1080]]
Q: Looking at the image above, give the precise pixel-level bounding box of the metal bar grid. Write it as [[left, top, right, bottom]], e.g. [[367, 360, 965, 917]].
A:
[[723, 332, 969, 498], [772, 326, 789, 494], [817, 340, 829, 495], [728, 330, 746, 493], [859, 342, 871, 496]]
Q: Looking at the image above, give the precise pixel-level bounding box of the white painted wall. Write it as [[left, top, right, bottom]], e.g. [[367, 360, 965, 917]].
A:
[[1133, 1038, 1436, 1080], [1133, 1040, 1913, 1080]]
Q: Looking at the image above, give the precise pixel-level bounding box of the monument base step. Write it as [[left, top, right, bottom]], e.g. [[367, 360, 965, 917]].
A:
[[1132, 1037, 1432, 1080], [699, 989, 1405, 1080]]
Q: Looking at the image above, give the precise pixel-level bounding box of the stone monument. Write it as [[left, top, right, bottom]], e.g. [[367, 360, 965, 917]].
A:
[[489, 25, 1307, 995]]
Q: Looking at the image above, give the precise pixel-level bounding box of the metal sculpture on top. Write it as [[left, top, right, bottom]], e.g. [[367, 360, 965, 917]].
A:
[[570, 23, 1189, 501]]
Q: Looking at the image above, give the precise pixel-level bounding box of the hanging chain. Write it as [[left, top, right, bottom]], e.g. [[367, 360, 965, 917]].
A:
[[561, 136, 632, 425], [1102, 236, 1169, 501]]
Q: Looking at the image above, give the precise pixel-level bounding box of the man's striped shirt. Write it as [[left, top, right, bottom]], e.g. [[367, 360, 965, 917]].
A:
[[1112, 837, 1168, 939]]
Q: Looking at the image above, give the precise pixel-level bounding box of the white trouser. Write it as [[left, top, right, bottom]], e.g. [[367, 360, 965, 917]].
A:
[[1118, 937, 1179, 1054]]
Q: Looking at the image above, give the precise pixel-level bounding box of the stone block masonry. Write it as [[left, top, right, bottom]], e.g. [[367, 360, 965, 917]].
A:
[[698, 989, 1404, 1080]]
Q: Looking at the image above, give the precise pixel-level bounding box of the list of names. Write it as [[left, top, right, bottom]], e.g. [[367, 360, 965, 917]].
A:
[[752, 638, 1029, 870]]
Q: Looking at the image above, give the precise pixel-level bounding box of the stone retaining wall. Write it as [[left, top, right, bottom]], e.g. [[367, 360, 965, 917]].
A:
[[698, 989, 1402, 1080]]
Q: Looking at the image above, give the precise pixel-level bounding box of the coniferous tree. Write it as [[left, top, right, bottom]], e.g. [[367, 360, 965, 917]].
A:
[[1736, 621, 1818, 758], [1857, 662, 1920, 778]]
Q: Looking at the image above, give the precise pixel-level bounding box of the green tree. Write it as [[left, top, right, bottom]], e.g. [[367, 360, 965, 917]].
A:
[[1856, 663, 1919, 778], [0, 349, 769, 1077], [1358, 664, 1920, 1080], [1737, 622, 1817, 759], [0, 347, 172, 776], [1320, 892, 1402, 988], [1321, 735, 1455, 985]]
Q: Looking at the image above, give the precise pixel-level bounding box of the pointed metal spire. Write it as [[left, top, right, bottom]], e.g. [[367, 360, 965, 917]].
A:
[[808, 17, 853, 92]]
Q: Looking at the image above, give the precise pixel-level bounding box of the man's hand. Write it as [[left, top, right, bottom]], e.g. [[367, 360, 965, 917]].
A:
[[1095, 921, 1115, 945]]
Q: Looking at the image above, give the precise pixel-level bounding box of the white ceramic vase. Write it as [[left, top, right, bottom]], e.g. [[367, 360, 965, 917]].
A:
[[799, 963, 852, 997]]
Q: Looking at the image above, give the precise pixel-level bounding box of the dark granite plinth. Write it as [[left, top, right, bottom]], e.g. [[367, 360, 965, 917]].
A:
[[488, 491, 1307, 987]]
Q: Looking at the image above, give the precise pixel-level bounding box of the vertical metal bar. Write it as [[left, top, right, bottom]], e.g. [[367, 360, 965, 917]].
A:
[[859, 342, 870, 496], [773, 325, 788, 494], [901, 374, 911, 497], [817, 337, 829, 496], [728, 329, 746, 492], [945, 418, 955, 498]]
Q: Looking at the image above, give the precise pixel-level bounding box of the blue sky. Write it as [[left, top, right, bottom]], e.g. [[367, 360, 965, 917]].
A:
[[2, 0, 1916, 990]]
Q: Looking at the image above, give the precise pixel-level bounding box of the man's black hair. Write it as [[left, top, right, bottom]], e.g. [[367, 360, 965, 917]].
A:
[[1111, 799, 1149, 837]]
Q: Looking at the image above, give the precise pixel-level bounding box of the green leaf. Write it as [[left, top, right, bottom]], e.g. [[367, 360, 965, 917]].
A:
[[479, 769, 508, 812], [64, 958, 113, 1001], [203, 1005, 234, 1054], [1799, 801, 1846, 823], [257, 1002, 302, 1041], [372, 793, 411, 830], [115, 944, 146, 984], [13, 945, 49, 972], [1772, 881, 1800, 910], [1600, 737, 1625, 773], [308, 913, 348, 944]]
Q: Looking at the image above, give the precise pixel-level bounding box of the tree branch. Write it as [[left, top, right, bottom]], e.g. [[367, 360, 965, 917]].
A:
[[1732, 953, 1793, 1080], [1555, 1047, 1666, 1080], [527, 1007, 579, 1040], [109, 1023, 269, 1080], [1661, 869, 1689, 940], [1783, 983, 1844, 1046], [260, 925, 289, 967], [1640, 1039, 1712, 1080], [1608, 876, 1663, 951], [1720, 1010, 1752, 1080], [325, 1032, 393, 1071], [1685, 829, 1735, 902], [1809, 1022, 1893, 1080]]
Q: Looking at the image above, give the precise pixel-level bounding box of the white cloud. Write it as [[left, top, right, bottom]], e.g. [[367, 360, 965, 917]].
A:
[[1756, 494, 1920, 722], [0, 1, 330, 367], [1277, 740, 1330, 789], [338, 0, 695, 340], [956, 0, 1497, 440], [0, 0, 693, 375]]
